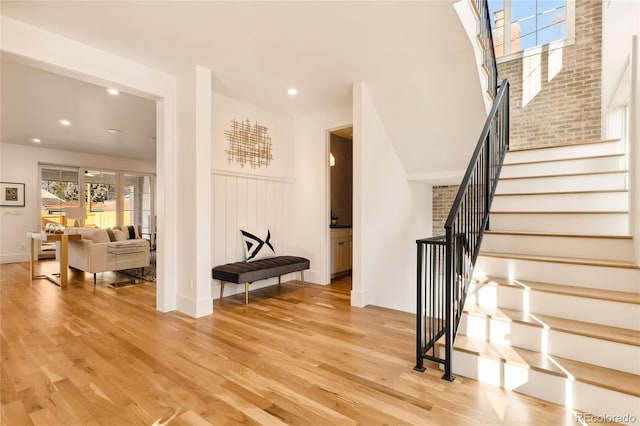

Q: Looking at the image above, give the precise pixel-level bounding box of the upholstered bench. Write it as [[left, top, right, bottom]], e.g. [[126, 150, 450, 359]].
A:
[[212, 256, 310, 304]]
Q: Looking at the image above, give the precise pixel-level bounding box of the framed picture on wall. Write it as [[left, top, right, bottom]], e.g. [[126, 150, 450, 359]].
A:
[[0, 182, 25, 207]]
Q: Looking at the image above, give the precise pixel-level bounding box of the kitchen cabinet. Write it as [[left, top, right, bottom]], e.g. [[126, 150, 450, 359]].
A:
[[331, 227, 352, 276]]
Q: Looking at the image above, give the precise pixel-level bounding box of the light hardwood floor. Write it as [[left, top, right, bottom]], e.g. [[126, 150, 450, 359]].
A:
[[1, 261, 586, 425]]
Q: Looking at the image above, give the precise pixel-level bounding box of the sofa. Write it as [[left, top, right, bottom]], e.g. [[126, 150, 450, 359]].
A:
[[68, 226, 150, 285]]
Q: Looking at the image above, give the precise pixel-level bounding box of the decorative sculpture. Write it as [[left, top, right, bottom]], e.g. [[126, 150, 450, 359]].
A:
[[224, 118, 273, 169]]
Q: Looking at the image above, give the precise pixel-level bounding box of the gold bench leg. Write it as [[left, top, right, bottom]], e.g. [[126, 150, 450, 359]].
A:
[[245, 282, 249, 304], [220, 281, 225, 300]]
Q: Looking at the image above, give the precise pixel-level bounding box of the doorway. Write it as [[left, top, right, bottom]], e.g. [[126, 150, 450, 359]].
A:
[[328, 127, 353, 288]]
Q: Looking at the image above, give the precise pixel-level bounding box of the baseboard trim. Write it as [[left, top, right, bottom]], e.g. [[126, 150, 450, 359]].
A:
[[176, 293, 213, 318], [350, 289, 369, 308], [1, 253, 30, 264]]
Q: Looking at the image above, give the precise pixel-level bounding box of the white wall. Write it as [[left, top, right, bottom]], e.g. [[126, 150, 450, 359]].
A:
[[211, 91, 297, 298], [212, 92, 295, 180], [0, 16, 179, 313], [602, 2, 640, 264], [292, 107, 353, 285], [602, 0, 640, 117], [353, 82, 431, 312], [0, 143, 155, 263]]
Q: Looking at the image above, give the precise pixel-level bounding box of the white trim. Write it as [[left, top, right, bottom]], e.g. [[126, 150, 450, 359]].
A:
[[350, 289, 369, 308], [325, 124, 353, 286], [211, 169, 295, 184], [176, 293, 213, 319], [497, 37, 576, 64], [407, 170, 465, 186], [1, 254, 30, 264]]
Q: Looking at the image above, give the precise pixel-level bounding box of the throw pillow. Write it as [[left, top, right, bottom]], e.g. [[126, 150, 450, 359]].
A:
[[113, 229, 127, 241], [122, 225, 140, 239], [106, 228, 117, 242], [240, 227, 276, 262]]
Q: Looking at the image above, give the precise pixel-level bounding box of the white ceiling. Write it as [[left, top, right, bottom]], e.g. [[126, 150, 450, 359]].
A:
[[1, 57, 157, 160], [0, 1, 485, 174]]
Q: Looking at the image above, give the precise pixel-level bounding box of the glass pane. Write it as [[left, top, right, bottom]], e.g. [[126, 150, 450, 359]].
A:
[[537, 2, 565, 44], [123, 174, 153, 236], [538, 20, 565, 45], [85, 170, 117, 229], [488, 0, 506, 56], [488, 0, 505, 29], [515, 32, 537, 52], [511, 0, 536, 22], [40, 165, 79, 253]]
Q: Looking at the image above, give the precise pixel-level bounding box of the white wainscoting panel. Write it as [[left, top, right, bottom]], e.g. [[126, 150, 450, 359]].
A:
[[211, 171, 294, 300]]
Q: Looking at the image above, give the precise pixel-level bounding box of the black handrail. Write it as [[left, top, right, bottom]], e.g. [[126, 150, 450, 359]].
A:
[[414, 80, 509, 380], [476, 0, 498, 98]]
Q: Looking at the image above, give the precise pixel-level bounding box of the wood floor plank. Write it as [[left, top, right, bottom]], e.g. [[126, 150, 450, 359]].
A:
[[1, 262, 587, 425]]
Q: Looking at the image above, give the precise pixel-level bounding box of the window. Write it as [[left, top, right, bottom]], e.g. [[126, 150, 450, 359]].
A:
[[488, 0, 574, 58], [39, 164, 155, 235], [84, 170, 117, 229], [122, 173, 154, 236]]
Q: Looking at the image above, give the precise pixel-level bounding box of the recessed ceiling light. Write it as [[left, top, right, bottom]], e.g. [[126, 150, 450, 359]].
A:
[[107, 88, 119, 96], [32, 138, 41, 143], [287, 88, 298, 96], [59, 119, 71, 126], [106, 128, 123, 134]]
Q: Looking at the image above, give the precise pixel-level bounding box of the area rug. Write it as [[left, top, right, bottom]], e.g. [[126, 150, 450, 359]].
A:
[[120, 254, 156, 282]]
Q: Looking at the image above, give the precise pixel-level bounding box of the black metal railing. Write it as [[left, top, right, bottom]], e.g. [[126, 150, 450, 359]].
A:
[[414, 79, 509, 380]]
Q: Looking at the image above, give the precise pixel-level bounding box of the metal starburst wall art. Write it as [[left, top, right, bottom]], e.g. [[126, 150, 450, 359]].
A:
[[224, 118, 273, 169]]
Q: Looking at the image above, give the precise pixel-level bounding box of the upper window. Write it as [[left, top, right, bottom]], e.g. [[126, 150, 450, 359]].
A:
[[488, 0, 573, 58]]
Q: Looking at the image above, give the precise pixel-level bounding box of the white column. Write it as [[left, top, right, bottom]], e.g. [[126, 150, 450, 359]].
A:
[[351, 82, 367, 307], [175, 66, 213, 317]]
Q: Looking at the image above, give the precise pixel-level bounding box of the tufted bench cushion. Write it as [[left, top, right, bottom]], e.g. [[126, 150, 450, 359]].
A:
[[212, 256, 310, 304]]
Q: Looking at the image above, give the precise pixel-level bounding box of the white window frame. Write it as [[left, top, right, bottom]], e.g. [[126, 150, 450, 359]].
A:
[[496, 0, 575, 64]]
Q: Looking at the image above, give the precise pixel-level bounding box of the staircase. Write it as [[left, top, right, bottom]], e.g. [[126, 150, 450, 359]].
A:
[[443, 139, 640, 420]]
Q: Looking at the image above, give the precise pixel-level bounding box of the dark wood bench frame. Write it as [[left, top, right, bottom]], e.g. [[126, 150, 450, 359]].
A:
[[212, 256, 310, 304]]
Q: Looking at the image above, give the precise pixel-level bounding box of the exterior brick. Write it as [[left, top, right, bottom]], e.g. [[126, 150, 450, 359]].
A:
[[432, 2, 602, 231], [432, 185, 459, 234], [498, 1, 602, 149]]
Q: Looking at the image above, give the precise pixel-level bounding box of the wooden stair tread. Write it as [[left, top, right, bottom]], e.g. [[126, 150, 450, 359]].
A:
[[507, 138, 621, 153], [504, 153, 624, 167], [449, 336, 640, 397], [484, 231, 632, 239], [494, 189, 628, 197], [479, 251, 640, 270], [498, 169, 628, 181], [463, 305, 640, 347], [490, 211, 628, 214], [549, 354, 640, 397], [478, 276, 640, 305]]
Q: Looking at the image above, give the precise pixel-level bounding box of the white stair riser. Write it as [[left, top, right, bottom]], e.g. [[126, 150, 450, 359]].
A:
[[448, 350, 640, 421], [482, 234, 634, 262], [467, 283, 640, 330], [475, 256, 639, 292], [460, 313, 640, 374], [489, 213, 630, 235], [505, 141, 623, 164], [496, 172, 628, 194], [501, 156, 625, 178], [492, 192, 628, 212]]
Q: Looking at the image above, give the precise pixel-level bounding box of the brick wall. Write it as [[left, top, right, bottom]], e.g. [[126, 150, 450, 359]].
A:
[[498, 0, 602, 150], [432, 185, 459, 235]]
